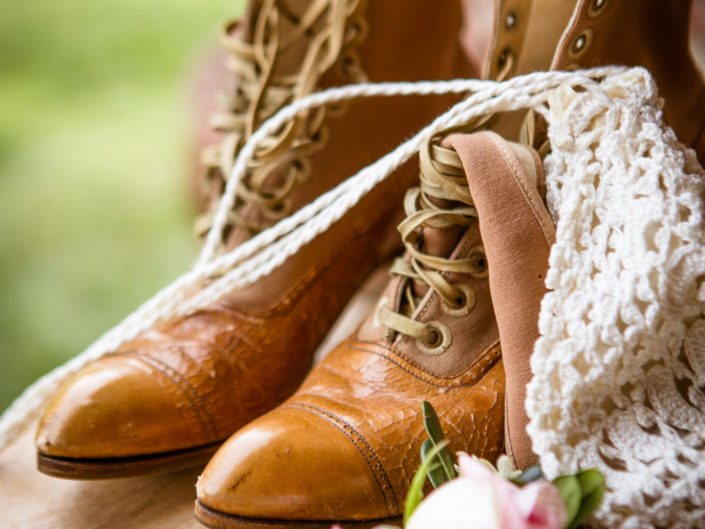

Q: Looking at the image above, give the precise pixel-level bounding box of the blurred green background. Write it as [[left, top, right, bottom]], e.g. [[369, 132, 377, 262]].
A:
[[0, 0, 245, 411]]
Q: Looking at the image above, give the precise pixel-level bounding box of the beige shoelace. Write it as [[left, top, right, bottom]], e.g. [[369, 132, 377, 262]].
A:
[[377, 136, 488, 353], [374, 53, 517, 350], [196, 0, 368, 238]]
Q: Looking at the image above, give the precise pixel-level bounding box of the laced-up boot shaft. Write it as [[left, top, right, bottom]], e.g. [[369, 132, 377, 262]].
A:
[[483, 0, 705, 162], [197, 0, 370, 243]]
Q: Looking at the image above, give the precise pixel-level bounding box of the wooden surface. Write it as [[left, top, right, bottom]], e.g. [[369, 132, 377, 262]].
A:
[[0, 269, 388, 528]]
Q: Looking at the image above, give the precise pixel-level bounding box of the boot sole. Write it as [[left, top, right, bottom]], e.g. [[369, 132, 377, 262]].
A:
[[36, 441, 221, 480], [194, 500, 402, 529]]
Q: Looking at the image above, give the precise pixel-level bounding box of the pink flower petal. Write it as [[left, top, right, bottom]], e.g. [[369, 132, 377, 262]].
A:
[[516, 482, 567, 529], [457, 454, 519, 500], [406, 477, 501, 529]]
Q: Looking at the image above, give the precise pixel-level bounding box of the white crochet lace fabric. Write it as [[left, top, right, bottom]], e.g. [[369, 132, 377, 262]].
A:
[[527, 69, 705, 528]]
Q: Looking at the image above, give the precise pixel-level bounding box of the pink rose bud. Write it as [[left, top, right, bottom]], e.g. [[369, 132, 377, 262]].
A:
[[406, 454, 566, 529]]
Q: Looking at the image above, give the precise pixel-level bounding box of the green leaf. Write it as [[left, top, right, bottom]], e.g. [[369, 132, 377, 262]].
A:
[[568, 488, 604, 529], [553, 475, 581, 525], [511, 464, 544, 486], [422, 401, 458, 481], [421, 438, 447, 488], [576, 469, 604, 498], [422, 401, 446, 444], [404, 440, 450, 524], [567, 470, 605, 529]]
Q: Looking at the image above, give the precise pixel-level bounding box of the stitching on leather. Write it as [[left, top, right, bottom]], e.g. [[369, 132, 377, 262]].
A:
[[120, 351, 220, 442], [553, 2, 592, 69], [348, 339, 502, 388], [284, 402, 398, 516], [155, 324, 259, 354], [283, 402, 399, 516], [398, 227, 491, 378], [389, 225, 488, 376], [354, 337, 500, 382]]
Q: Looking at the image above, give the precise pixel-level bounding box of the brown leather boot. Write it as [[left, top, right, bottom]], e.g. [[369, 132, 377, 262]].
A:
[[194, 131, 544, 529], [483, 0, 705, 163], [551, 0, 705, 164], [34, 0, 473, 479]]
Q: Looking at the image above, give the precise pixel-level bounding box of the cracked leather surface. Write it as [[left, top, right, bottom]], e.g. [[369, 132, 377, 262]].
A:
[[196, 224, 505, 521], [35, 0, 473, 462]]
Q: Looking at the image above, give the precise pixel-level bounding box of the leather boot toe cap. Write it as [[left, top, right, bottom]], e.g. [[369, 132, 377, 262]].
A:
[[35, 353, 215, 459], [197, 405, 397, 522]]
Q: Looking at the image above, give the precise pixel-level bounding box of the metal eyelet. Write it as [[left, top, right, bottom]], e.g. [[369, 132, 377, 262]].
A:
[[267, 197, 291, 217], [309, 126, 329, 148], [569, 29, 593, 59], [504, 11, 518, 30], [416, 321, 451, 356], [441, 284, 476, 317], [497, 48, 513, 68], [469, 245, 489, 279], [348, 19, 367, 40], [289, 159, 310, 184], [339, 53, 362, 77], [588, 0, 608, 17]]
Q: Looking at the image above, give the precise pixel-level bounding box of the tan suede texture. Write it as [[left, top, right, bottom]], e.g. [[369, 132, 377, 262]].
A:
[[448, 131, 554, 470]]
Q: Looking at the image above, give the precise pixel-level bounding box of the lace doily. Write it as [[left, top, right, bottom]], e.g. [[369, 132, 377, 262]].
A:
[[526, 69, 705, 528]]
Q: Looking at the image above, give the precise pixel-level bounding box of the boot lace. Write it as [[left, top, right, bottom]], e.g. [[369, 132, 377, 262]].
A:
[[377, 135, 488, 354], [196, 0, 368, 238]]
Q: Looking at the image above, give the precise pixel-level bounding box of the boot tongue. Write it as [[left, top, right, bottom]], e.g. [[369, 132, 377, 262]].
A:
[[445, 130, 551, 469], [409, 196, 467, 302], [421, 196, 468, 256], [415, 137, 543, 270], [403, 142, 476, 310]]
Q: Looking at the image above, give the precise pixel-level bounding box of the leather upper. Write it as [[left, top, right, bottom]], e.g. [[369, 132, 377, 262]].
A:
[[196, 134, 528, 522], [36, 203, 403, 458], [198, 339, 505, 520], [551, 0, 705, 165], [484, 0, 705, 163], [35, 0, 473, 461]]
